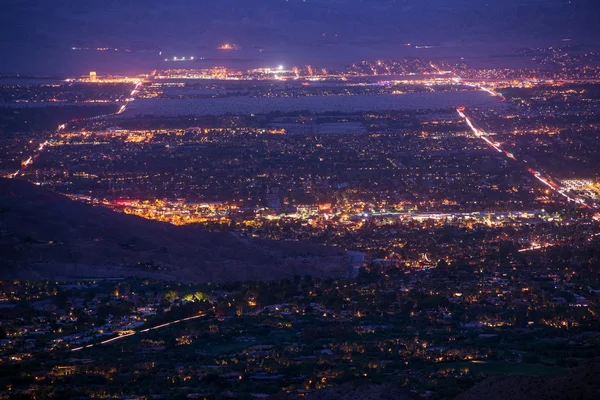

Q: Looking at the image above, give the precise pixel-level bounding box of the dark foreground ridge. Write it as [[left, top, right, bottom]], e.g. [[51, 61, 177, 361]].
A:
[[457, 358, 600, 400], [268, 383, 417, 400], [0, 178, 346, 282]]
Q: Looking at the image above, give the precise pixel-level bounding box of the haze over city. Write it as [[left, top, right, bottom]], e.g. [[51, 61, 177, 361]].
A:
[[1, 1, 600, 399], [2, 0, 600, 74]]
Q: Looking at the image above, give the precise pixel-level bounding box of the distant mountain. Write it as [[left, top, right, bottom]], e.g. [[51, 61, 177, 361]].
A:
[[457, 359, 600, 400], [2, 0, 600, 75], [4, 0, 598, 49], [0, 178, 346, 282]]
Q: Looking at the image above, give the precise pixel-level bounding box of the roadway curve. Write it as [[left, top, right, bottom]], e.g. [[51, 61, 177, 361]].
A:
[[450, 76, 600, 252], [10, 81, 143, 178], [453, 80, 595, 210]]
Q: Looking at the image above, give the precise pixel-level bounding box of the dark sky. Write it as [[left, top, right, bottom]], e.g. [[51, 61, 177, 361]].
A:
[[1, 0, 600, 75]]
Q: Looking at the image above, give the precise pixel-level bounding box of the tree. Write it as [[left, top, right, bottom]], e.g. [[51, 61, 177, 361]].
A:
[[193, 291, 209, 302], [164, 290, 178, 302], [182, 291, 209, 302]]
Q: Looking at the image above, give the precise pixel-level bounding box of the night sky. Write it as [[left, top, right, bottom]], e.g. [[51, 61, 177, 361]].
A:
[[2, 0, 600, 75]]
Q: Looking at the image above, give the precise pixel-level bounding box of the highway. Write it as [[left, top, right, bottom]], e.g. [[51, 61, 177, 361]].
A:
[[517, 231, 600, 254], [457, 105, 594, 209], [70, 312, 206, 352], [452, 80, 595, 210], [352, 209, 549, 221], [10, 81, 143, 178], [431, 63, 600, 251]]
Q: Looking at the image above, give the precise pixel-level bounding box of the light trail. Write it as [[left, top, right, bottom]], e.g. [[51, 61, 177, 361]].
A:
[[455, 80, 595, 211], [414, 63, 600, 255], [458, 105, 592, 207], [464, 117, 478, 135], [10, 81, 142, 178], [518, 231, 600, 253], [139, 314, 205, 333], [451, 75, 600, 253], [70, 312, 205, 352], [518, 243, 555, 253]]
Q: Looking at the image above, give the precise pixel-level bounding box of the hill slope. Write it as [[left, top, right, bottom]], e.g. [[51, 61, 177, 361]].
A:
[[269, 383, 416, 400], [457, 359, 600, 400], [0, 178, 346, 282]]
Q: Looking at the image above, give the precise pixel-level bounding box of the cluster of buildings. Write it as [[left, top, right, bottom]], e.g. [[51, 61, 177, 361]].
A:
[[1, 242, 600, 398], [2, 51, 600, 398], [9, 75, 600, 269]]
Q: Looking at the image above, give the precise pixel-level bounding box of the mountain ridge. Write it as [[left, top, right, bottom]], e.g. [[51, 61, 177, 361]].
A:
[[0, 178, 347, 282]]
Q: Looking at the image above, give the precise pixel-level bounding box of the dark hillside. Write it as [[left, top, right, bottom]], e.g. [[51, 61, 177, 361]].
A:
[[0, 178, 346, 282]]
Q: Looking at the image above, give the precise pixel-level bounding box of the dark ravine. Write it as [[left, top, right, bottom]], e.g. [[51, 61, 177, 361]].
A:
[[0, 178, 347, 282]]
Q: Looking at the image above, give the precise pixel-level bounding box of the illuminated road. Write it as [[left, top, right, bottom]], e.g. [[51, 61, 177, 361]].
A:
[[517, 232, 600, 253], [457, 106, 594, 209], [452, 79, 594, 210], [70, 312, 206, 352], [432, 63, 600, 251], [10, 81, 143, 178], [352, 209, 548, 221], [461, 101, 600, 250]]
